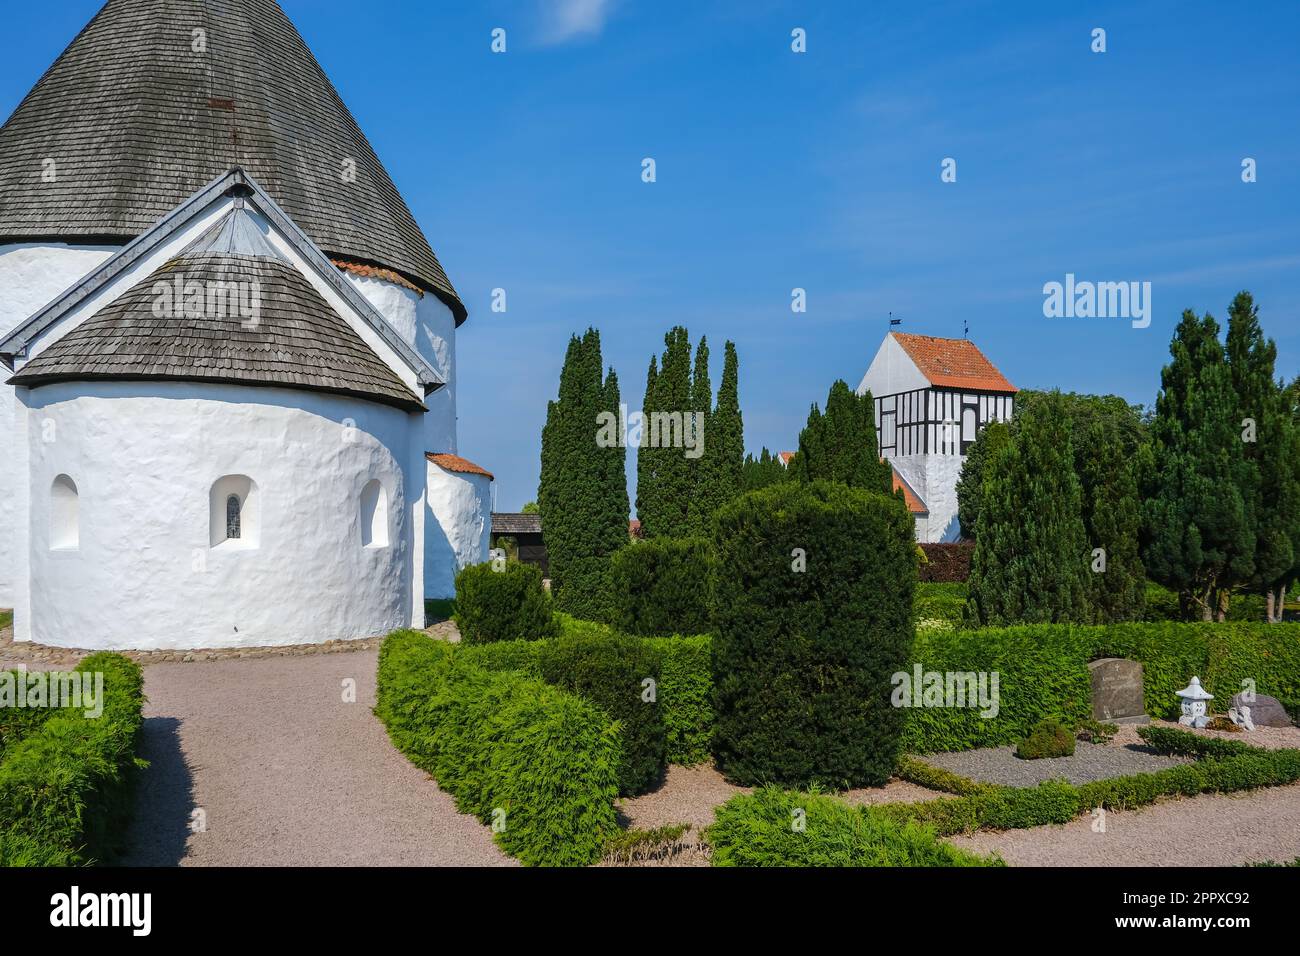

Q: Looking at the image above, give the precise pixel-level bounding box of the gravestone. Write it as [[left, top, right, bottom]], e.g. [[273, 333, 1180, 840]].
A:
[[1088, 658, 1148, 724], [1231, 692, 1295, 728]]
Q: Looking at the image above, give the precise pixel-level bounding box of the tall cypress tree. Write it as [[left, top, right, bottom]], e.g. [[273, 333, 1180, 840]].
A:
[[966, 391, 1093, 625], [742, 447, 788, 492], [1142, 310, 1253, 620], [955, 420, 1010, 541], [539, 328, 628, 592], [683, 336, 713, 537], [1265, 377, 1300, 619], [714, 341, 745, 502], [637, 327, 694, 538], [1080, 414, 1145, 622], [1226, 293, 1299, 620]]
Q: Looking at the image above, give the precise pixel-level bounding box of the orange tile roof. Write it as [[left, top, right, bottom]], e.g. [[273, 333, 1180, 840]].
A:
[[427, 453, 494, 481], [332, 259, 425, 297], [891, 332, 1016, 393], [890, 465, 928, 515]]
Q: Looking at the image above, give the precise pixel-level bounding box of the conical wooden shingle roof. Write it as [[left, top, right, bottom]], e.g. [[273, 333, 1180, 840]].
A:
[[0, 0, 466, 323]]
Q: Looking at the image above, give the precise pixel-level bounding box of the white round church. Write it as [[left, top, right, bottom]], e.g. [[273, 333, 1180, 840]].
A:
[[0, 0, 492, 650]]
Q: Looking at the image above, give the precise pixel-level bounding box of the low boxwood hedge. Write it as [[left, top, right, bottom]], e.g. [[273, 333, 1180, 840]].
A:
[[0, 653, 146, 866], [707, 787, 1001, 867], [375, 630, 620, 866], [461, 617, 715, 768], [885, 727, 1300, 836], [454, 561, 556, 645]]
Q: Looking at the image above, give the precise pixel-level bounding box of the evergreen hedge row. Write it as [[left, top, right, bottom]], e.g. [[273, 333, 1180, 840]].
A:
[[707, 787, 1001, 867], [454, 561, 556, 645], [0, 653, 146, 866], [609, 537, 713, 636], [903, 621, 1300, 753], [375, 630, 619, 866]]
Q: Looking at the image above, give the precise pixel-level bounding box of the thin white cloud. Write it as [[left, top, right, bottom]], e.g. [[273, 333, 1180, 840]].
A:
[[538, 0, 615, 45]]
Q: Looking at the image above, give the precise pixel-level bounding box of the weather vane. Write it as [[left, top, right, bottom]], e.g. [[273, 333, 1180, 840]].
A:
[[889, 312, 901, 329]]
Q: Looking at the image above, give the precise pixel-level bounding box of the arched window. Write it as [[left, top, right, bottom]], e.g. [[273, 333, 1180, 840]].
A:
[[226, 494, 242, 540], [51, 474, 79, 551], [210, 475, 259, 549], [360, 479, 389, 548]]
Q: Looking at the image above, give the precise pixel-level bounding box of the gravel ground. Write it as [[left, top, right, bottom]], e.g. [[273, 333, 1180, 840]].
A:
[[1110, 720, 1300, 751], [119, 650, 513, 866], [919, 740, 1192, 787], [947, 782, 1300, 866]]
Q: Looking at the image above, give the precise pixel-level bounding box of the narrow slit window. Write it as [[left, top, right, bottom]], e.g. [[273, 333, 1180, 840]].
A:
[[226, 494, 242, 540]]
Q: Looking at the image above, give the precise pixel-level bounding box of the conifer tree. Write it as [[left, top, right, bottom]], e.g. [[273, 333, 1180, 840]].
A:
[[1080, 414, 1145, 622], [637, 327, 694, 537], [1142, 310, 1253, 620], [955, 420, 1010, 541], [966, 391, 1093, 625], [539, 328, 628, 599], [742, 448, 789, 492], [791, 380, 891, 493]]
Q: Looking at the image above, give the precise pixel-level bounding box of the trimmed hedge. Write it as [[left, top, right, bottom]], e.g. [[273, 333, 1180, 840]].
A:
[[644, 634, 713, 765], [879, 727, 1300, 836], [711, 481, 917, 789], [538, 629, 666, 796], [375, 630, 619, 866], [551, 555, 616, 624], [0, 653, 146, 866], [463, 619, 714, 769], [914, 582, 968, 629], [903, 621, 1300, 753], [609, 537, 713, 637], [707, 787, 1001, 867], [454, 561, 556, 645], [1015, 719, 1076, 759]]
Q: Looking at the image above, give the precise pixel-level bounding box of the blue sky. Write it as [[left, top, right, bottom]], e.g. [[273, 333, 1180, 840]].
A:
[[3, 0, 1298, 510]]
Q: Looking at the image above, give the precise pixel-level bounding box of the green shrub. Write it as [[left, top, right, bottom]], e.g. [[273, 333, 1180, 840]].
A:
[[914, 582, 968, 628], [1015, 719, 1076, 759], [1075, 719, 1119, 744], [375, 630, 619, 866], [539, 629, 666, 795], [454, 561, 556, 645], [609, 537, 713, 636], [644, 634, 713, 765], [551, 555, 616, 623], [424, 597, 456, 622], [707, 787, 1001, 867], [457, 639, 545, 676], [894, 756, 989, 796], [902, 621, 1300, 752], [711, 481, 917, 789], [0, 653, 146, 865]]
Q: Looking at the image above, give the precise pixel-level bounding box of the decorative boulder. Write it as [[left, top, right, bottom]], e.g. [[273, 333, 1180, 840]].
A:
[[1230, 693, 1294, 729]]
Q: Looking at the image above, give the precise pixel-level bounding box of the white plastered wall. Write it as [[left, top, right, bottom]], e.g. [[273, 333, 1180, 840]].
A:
[[16, 380, 422, 649], [424, 464, 491, 599], [891, 452, 964, 543], [0, 243, 120, 608]]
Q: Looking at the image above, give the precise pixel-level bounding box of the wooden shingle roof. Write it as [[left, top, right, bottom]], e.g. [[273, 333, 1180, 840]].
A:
[[492, 513, 542, 535], [0, 0, 466, 324], [9, 222, 426, 412], [891, 333, 1017, 393]]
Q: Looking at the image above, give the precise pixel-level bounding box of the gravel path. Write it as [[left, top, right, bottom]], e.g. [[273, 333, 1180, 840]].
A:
[[947, 782, 1300, 866], [119, 650, 513, 866], [919, 740, 1192, 787]]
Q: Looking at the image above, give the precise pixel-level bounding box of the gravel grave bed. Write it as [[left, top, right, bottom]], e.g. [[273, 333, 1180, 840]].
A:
[[918, 740, 1192, 787]]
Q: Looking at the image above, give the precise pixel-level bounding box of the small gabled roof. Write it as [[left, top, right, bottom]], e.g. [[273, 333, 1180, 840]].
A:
[[427, 453, 494, 480], [0, 168, 443, 396], [890, 465, 929, 516], [10, 207, 426, 412], [890, 333, 1017, 393], [0, 0, 466, 324], [492, 513, 541, 535]]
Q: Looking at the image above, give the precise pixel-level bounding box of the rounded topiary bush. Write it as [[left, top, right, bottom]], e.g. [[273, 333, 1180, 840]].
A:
[[454, 561, 557, 645], [1014, 719, 1076, 759], [710, 480, 917, 789], [539, 629, 666, 796], [609, 537, 713, 636]]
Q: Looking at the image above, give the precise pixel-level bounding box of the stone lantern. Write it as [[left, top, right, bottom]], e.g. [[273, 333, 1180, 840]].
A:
[[1176, 676, 1213, 728]]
